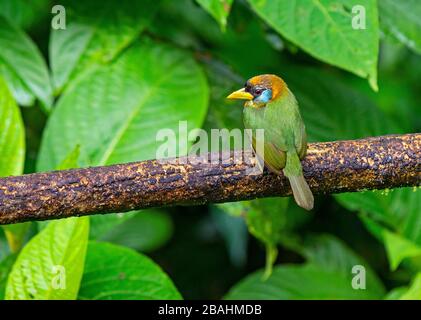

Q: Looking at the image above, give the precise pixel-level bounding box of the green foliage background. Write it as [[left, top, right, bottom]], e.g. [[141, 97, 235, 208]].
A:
[[0, 0, 420, 300]]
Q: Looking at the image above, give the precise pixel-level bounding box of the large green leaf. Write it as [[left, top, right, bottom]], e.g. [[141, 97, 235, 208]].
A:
[[7, 145, 86, 299], [0, 16, 52, 109], [0, 254, 16, 299], [0, 76, 28, 252], [5, 217, 89, 300], [379, 0, 421, 54], [383, 230, 421, 271], [39, 39, 208, 239], [225, 263, 380, 299], [225, 234, 385, 299], [2, 223, 31, 254], [400, 273, 421, 300], [196, 0, 233, 30], [387, 273, 421, 300], [56, 145, 81, 170], [0, 0, 50, 30], [0, 230, 10, 261], [247, 0, 379, 89], [49, 0, 160, 92], [0, 76, 25, 176], [337, 188, 421, 270], [78, 242, 182, 300], [294, 234, 385, 295], [38, 39, 209, 170]]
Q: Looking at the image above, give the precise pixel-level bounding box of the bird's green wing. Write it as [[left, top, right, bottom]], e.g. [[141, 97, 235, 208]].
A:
[[266, 91, 307, 159], [295, 119, 307, 160], [250, 135, 286, 174]]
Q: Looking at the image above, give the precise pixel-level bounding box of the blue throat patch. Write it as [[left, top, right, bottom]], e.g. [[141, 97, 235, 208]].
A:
[[254, 89, 272, 104]]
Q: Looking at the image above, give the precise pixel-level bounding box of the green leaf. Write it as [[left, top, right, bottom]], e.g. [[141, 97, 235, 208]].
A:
[[247, 198, 291, 233], [0, 230, 10, 261], [400, 273, 421, 300], [384, 273, 421, 300], [337, 188, 421, 270], [0, 76, 28, 252], [225, 263, 380, 300], [0, 0, 50, 30], [295, 234, 385, 295], [0, 16, 52, 109], [5, 217, 89, 300], [384, 231, 421, 271], [0, 76, 25, 177], [49, 0, 161, 92], [38, 39, 209, 170], [0, 254, 16, 299], [384, 287, 407, 300], [226, 234, 385, 299], [359, 214, 421, 272], [39, 38, 208, 249], [2, 223, 31, 254], [247, 0, 379, 90], [217, 201, 250, 218], [98, 210, 173, 252], [379, 0, 421, 54], [56, 145, 81, 170], [196, 0, 233, 30], [78, 242, 182, 299]]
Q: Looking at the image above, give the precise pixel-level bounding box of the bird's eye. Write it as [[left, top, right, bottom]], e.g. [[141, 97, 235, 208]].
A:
[[254, 88, 263, 95]]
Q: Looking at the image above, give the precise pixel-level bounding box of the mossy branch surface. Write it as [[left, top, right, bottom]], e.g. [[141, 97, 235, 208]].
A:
[[0, 133, 420, 224]]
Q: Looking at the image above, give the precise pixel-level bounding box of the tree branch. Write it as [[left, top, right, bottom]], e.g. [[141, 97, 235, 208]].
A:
[[0, 133, 420, 225]]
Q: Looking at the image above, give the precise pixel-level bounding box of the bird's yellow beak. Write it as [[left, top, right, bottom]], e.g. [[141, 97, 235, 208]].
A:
[[226, 88, 253, 100]]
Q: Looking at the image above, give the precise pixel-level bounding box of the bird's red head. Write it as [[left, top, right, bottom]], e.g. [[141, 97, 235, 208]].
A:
[[227, 74, 286, 105]]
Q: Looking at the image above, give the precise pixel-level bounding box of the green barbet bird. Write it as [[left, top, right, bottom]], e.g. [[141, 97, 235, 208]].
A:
[[227, 74, 314, 210]]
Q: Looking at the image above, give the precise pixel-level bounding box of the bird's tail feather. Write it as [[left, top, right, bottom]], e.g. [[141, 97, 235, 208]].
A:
[[288, 174, 314, 211], [283, 150, 314, 211]]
